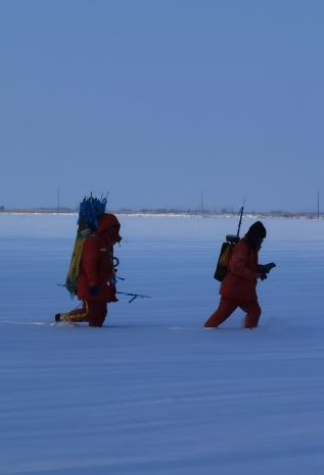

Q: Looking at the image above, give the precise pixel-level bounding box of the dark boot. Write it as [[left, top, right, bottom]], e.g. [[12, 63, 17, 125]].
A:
[[55, 313, 62, 323]]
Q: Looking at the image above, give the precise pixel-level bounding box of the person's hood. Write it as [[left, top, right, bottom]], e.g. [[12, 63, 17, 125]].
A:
[[244, 221, 266, 249], [97, 213, 121, 242]]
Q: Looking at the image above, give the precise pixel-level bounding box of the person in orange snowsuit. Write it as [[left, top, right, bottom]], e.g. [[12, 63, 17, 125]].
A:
[[204, 221, 274, 329], [56, 213, 122, 327]]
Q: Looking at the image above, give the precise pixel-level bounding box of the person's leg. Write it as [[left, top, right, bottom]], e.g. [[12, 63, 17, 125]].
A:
[[56, 301, 89, 323], [240, 300, 261, 328], [88, 301, 107, 327], [204, 297, 239, 328]]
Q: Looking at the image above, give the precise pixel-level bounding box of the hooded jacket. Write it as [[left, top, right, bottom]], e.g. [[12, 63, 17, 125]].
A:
[[77, 214, 121, 302]]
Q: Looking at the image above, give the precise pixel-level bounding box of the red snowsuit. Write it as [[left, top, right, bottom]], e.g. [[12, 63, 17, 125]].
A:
[[64, 214, 121, 327], [204, 239, 261, 328]]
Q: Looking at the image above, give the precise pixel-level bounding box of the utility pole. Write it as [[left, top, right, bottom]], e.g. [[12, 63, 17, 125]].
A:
[[317, 191, 320, 219], [200, 191, 204, 212], [57, 188, 60, 210]]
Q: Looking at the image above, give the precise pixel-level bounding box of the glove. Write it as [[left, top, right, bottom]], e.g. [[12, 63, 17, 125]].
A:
[[89, 285, 99, 296], [258, 263, 276, 274]]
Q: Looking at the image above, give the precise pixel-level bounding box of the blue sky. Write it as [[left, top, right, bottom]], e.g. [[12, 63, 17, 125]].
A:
[[1, 0, 323, 212]]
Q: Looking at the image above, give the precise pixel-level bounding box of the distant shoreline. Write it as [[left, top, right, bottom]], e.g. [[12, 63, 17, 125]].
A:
[[0, 209, 322, 220]]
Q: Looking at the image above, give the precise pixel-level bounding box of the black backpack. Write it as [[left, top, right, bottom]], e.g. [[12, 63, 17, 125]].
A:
[[213, 204, 245, 282]]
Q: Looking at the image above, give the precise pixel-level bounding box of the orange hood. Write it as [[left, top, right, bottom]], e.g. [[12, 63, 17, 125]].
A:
[[97, 213, 121, 242]]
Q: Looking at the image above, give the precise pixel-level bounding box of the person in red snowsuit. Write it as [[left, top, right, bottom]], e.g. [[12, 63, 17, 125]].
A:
[[57, 213, 122, 327], [204, 221, 271, 329]]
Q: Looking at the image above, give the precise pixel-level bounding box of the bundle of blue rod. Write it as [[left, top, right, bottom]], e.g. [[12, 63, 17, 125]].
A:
[[65, 194, 108, 297]]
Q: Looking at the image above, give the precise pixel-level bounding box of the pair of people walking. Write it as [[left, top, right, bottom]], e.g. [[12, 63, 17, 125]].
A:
[[56, 211, 273, 329]]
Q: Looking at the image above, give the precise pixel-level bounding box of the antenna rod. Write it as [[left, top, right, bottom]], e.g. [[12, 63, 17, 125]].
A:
[[236, 199, 245, 237]]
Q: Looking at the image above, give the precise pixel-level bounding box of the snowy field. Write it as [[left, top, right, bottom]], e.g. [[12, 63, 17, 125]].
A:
[[1, 213, 324, 475]]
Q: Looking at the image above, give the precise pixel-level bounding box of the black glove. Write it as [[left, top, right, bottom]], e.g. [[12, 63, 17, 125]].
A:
[[258, 262, 276, 274], [89, 285, 99, 296]]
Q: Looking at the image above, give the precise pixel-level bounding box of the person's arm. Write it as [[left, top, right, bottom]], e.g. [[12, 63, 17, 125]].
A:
[[82, 238, 100, 288]]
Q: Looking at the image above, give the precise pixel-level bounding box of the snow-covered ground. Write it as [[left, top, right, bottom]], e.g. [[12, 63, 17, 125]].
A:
[[1, 214, 324, 475]]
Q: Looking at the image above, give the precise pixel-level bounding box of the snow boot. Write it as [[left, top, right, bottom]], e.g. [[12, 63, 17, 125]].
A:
[[55, 313, 63, 323]]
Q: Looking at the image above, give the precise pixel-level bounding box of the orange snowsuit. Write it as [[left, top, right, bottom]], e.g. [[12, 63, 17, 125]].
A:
[[77, 214, 121, 303], [204, 239, 261, 328], [62, 214, 122, 327]]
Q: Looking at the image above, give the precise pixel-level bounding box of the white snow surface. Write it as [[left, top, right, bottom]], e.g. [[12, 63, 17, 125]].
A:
[[1, 214, 324, 475]]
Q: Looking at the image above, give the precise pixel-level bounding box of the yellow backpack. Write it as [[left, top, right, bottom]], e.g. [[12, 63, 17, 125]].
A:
[[214, 235, 239, 281]]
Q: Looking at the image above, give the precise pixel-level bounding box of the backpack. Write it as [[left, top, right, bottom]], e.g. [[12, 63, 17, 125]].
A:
[[213, 235, 240, 282], [65, 194, 107, 297]]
